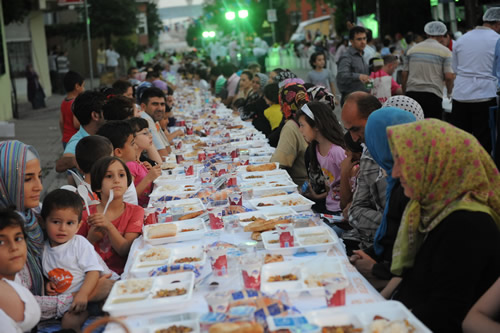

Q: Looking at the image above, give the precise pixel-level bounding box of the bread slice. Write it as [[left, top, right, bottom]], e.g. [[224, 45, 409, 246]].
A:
[[148, 223, 177, 239]]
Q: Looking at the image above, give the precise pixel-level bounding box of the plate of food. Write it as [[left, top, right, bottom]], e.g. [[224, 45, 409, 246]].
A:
[[130, 245, 206, 278], [273, 193, 315, 212], [261, 225, 337, 255], [305, 301, 431, 333], [103, 272, 195, 317], [143, 218, 207, 245]]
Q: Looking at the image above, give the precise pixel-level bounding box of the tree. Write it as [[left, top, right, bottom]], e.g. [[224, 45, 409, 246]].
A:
[[2, 0, 33, 25], [45, 0, 138, 45], [146, 2, 163, 47]]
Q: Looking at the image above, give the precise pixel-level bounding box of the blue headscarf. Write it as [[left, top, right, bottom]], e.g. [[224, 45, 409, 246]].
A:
[[365, 107, 416, 255]]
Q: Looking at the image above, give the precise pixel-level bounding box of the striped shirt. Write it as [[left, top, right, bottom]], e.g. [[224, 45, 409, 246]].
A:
[[403, 39, 453, 98]]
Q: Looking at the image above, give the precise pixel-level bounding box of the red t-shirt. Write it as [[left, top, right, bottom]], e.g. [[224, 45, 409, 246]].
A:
[[61, 98, 78, 143], [78, 202, 144, 274]]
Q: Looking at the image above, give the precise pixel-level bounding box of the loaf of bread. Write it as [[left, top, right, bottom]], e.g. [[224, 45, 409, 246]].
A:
[[209, 322, 264, 333], [148, 223, 177, 239], [244, 218, 292, 232], [251, 231, 262, 241], [178, 210, 204, 220], [246, 163, 277, 172]]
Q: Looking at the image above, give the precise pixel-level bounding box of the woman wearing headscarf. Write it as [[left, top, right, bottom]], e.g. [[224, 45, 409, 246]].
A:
[[238, 73, 270, 129], [386, 120, 500, 332], [349, 107, 415, 289], [0, 140, 114, 320], [269, 81, 310, 186]]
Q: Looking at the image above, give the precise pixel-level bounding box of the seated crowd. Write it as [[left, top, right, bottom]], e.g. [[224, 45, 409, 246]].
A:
[[0, 50, 499, 333]]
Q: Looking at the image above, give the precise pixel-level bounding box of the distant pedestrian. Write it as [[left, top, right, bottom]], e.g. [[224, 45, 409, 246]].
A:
[[96, 44, 106, 75], [106, 45, 120, 77], [337, 26, 370, 105], [56, 50, 70, 94], [453, 7, 500, 155], [402, 21, 454, 119], [60, 71, 84, 149], [48, 45, 59, 93], [25, 64, 46, 109]]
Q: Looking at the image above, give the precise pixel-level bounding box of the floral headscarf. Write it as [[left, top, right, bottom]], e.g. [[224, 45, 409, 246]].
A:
[[279, 82, 309, 120], [365, 107, 416, 256], [387, 119, 500, 275], [307, 85, 337, 110], [0, 140, 44, 295]]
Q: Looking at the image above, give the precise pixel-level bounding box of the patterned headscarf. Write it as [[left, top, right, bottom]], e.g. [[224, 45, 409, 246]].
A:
[[274, 70, 298, 88], [279, 82, 309, 120], [254, 73, 268, 93], [307, 85, 337, 110], [383, 96, 424, 121], [365, 107, 416, 256], [0, 140, 44, 295], [387, 119, 500, 275]]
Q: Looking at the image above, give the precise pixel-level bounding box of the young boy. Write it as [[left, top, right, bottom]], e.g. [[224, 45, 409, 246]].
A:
[[75, 135, 114, 202], [0, 208, 41, 333], [59, 71, 84, 149], [40, 189, 111, 332], [96, 121, 140, 205]]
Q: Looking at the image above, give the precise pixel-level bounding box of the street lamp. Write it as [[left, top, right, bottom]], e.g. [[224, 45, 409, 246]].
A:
[[238, 9, 248, 19], [225, 11, 236, 21], [202, 31, 216, 38]]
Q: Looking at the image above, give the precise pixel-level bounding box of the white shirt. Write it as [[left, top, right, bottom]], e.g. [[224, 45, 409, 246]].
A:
[[42, 235, 103, 294], [1, 279, 40, 333], [141, 111, 167, 150], [124, 182, 139, 206], [106, 49, 120, 67], [452, 26, 500, 101]]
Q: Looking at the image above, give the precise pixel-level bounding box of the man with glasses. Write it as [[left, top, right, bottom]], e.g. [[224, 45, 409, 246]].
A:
[[337, 26, 371, 105]]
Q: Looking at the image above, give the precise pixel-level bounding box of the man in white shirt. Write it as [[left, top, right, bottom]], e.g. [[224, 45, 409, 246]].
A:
[[451, 7, 500, 154], [106, 45, 120, 77], [140, 87, 171, 159]]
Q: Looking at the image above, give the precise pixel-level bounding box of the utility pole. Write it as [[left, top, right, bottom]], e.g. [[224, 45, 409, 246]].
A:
[[84, 0, 94, 89], [269, 0, 276, 45]]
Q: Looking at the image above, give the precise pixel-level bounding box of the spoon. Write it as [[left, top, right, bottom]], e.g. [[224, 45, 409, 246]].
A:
[[77, 184, 91, 216], [103, 189, 114, 215]]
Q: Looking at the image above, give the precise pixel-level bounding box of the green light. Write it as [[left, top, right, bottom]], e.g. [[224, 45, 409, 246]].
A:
[[238, 10, 248, 19], [202, 31, 209, 38], [208, 31, 216, 38], [225, 11, 235, 20]]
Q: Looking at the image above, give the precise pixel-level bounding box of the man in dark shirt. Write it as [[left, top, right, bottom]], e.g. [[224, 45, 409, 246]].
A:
[[337, 26, 371, 105]]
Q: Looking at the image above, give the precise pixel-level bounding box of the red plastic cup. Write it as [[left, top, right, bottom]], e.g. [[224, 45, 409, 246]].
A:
[[276, 224, 294, 248], [240, 255, 262, 289], [208, 246, 228, 276], [239, 159, 249, 166], [228, 191, 242, 206], [198, 151, 207, 162], [184, 163, 194, 176], [326, 288, 346, 307], [209, 208, 225, 230], [176, 154, 184, 164], [230, 149, 240, 159]]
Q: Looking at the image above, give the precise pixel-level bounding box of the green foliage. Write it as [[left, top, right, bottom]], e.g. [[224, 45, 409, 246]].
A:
[[2, 0, 33, 25], [146, 3, 163, 47], [113, 37, 137, 59], [45, 0, 138, 43]]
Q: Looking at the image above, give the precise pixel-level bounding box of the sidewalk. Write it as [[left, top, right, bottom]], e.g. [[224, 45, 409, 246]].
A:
[[0, 94, 68, 196]]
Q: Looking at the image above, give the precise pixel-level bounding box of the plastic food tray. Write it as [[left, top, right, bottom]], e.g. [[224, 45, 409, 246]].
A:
[[103, 272, 195, 317], [262, 226, 337, 255], [249, 193, 314, 212], [130, 244, 206, 278], [143, 218, 207, 245], [260, 257, 346, 297], [305, 301, 431, 332]]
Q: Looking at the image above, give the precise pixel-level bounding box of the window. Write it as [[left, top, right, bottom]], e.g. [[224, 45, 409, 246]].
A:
[[7, 42, 31, 77]]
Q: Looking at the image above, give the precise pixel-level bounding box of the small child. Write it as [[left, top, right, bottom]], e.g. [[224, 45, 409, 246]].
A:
[[306, 52, 336, 95], [96, 120, 141, 206], [75, 135, 114, 202], [297, 101, 346, 214], [78, 156, 144, 275], [126, 117, 162, 207], [59, 71, 84, 149], [0, 208, 41, 333], [40, 189, 107, 332]]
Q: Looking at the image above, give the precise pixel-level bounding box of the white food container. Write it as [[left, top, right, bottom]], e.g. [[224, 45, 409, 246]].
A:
[[261, 225, 337, 255], [305, 301, 431, 333], [143, 218, 207, 245], [103, 272, 195, 317]]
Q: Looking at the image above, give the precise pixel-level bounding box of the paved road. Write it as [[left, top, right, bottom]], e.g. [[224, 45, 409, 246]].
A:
[[0, 94, 68, 197]]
